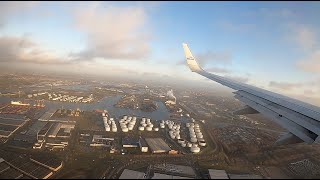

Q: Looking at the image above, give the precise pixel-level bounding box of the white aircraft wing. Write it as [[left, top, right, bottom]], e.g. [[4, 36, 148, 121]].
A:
[[183, 43, 320, 145]]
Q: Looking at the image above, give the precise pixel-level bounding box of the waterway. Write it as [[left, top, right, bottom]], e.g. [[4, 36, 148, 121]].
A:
[[0, 95, 170, 120]]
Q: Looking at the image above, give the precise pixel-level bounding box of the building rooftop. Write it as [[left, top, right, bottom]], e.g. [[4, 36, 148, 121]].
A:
[[122, 137, 139, 147], [47, 123, 62, 138], [139, 138, 148, 147], [145, 138, 171, 153], [153, 164, 196, 177], [152, 173, 193, 179], [119, 169, 145, 179], [228, 174, 263, 179], [208, 169, 229, 179]]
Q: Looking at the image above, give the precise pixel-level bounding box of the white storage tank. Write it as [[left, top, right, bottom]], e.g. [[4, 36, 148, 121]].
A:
[[105, 126, 110, 132], [154, 127, 159, 131], [196, 134, 203, 139], [199, 141, 206, 147], [123, 116, 127, 120], [128, 125, 134, 131], [139, 126, 145, 131], [112, 128, 117, 132], [190, 137, 197, 143], [146, 126, 152, 131], [190, 145, 200, 153], [122, 128, 129, 132]]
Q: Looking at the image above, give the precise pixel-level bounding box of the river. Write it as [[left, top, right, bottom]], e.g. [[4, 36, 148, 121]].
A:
[[0, 95, 170, 120]]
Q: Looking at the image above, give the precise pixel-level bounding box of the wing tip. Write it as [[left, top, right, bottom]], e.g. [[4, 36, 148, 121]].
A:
[[182, 43, 204, 73]]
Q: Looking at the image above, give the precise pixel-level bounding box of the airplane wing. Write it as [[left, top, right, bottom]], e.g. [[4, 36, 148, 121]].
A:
[[183, 43, 320, 145]]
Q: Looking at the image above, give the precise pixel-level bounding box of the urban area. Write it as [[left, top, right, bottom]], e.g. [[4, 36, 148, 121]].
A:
[[0, 73, 319, 179]]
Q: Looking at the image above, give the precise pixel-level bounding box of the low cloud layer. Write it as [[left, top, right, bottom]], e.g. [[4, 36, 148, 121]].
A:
[[292, 25, 320, 73], [0, 1, 39, 27], [71, 4, 151, 61], [296, 50, 320, 73], [0, 35, 65, 64], [269, 81, 302, 91]]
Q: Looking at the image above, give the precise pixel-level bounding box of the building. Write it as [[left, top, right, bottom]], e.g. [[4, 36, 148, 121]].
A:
[[119, 169, 145, 179], [228, 174, 263, 179], [145, 138, 171, 154], [139, 138, 148, 153], [122, 137, 139, 148], [38, 109, 56, 121], [90, 135, 114, 147], [152, 164, 196, 178], [152, 173, 193, 179], [208, 169, 229, 179], [35, 122, 75, 150]]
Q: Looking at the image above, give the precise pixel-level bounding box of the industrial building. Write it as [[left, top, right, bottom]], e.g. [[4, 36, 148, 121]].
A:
[[122, 137, 139, 148], [208, 169, 229, 179], [119, 169, 145, 179], [152, 173, 193, 179], [228, 174, 263, 179], [38, 109, 56, 121], [152, 164, 196, 178], [90, 135, 114, 147], [139, 138, 148, 153], [0, 114, 29, 138], [145, 138, 171, 154], [38, 109, 77, 123], [34, 121, 75, 150]]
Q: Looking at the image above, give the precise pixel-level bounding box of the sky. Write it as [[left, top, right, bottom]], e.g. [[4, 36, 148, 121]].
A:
[[0, 1, 319, 106]]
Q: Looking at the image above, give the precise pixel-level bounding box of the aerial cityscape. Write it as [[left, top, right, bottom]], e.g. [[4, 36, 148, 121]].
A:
[[0, 1, 320, 179]]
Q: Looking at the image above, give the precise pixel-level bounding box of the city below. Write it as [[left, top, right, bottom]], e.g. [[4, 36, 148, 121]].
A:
[[0, 72, 319, 179]]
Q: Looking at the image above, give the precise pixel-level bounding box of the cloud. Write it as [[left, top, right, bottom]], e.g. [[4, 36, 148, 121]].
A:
[[71, 4, 151, 61], [0, 1, 39, 26], [290, 25, 320, 73], [293, 26, 317, 51], [0, 35, 65, 64], [269, 81, 301, 91], [296, 50, 320, 73], [258, 8, 295, 19]]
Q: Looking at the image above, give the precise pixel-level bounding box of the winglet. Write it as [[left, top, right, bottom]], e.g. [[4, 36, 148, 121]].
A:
[[182, 43, 204, 73]]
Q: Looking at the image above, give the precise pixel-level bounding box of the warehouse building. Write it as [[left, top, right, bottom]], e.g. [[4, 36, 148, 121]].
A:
[[152, 173, 193, 179], [145, 138, 171, 154], [122, 137, 139, 148], [152, 164, 196, 178], [119, 169, 145, 179], [208, 169, 229, 179], [139, 138, 148, 152]]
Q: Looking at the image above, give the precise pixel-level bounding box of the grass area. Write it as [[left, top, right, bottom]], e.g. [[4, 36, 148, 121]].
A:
[[77, 111, 104, 131], [55, 153, 109, 179]]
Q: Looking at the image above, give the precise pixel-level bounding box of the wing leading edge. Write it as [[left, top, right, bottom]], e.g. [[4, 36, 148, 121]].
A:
[[182, 43, 320, 145]]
